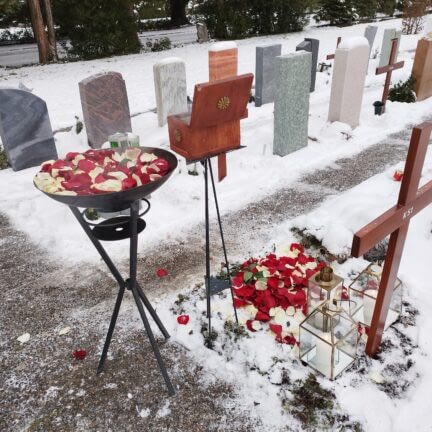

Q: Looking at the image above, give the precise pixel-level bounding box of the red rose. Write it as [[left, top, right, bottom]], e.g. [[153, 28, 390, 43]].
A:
[[177, 315, 190, 325], [156, 268, 168, 277], [72, 348, 87, 360]]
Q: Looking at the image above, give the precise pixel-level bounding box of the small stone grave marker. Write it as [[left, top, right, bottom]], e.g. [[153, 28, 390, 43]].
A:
[[79, 72, 132, 149], [273, 51, 312, 156], [296, 38, 319, 92], [0, 88, 57, 171], [153, 57, 187, 127], [255, 44, 281, 107]]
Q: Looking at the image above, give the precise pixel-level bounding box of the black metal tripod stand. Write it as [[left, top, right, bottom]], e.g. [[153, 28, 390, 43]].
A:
[[70, 200, 175, 396], [201, 156, 239, 335]]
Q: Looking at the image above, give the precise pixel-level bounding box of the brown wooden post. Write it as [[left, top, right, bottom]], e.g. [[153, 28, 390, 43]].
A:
[[326, 37, 342, 60], [375, 38, 405, 112], [27, 0, 50, 64], [351, 122, 432, 357], [41, 0, 58, 62]]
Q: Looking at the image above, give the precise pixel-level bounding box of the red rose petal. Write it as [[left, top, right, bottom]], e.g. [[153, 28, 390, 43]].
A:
[[234, 298, 248, 308], [156, 268, 168, 277], [282, 335, 297, 345], [255, 311, 270, 322], [269, 323, 283, 338], [246, 320, 258, 332], [121, 177, 137, 190], [393, 170, 404, 181], [177, 315, 190, 325], [72, 348, 87, 360], [78, 159, 96, 173], [65, 152, 80, 161]]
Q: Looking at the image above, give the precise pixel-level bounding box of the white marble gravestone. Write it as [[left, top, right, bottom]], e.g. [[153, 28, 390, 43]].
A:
[[153, 57, 187, 127], [255, 44, 282, 107], [0, 88, 57, 171], [364, 25, 378, 72], [379, 28, 402, 68], [328, 37, 369, 128], [273, 51, 312, 156]]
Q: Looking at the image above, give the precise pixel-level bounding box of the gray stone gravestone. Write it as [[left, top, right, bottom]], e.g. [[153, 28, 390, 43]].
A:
[[364, 25, 378, 72], [0, 88, 57, 171], [79, 72, 132, 149], [196, 22, 209, 43], [153, 57, 188, 127], [255, 44, 282, 107], [379, 28, 402, 68], [273, 51, 312, 157], [296, 38, 319, 92]]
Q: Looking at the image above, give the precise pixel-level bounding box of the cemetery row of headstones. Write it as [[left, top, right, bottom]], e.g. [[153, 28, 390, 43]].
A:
[[2, 26, 432, 172]]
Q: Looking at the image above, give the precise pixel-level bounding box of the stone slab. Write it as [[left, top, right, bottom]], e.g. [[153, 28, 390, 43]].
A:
[[0, 88, 57, 171], [328, 37, 369, 128], [255, 44, 281, 107], [379, 28, 402, 68], [296, 38, 319, 92], [153, 57, 187, 127], [273, 51, 311, 157], [412, 36, 432, 101], [209, 42, 238, 81], [79, 72, 132, 149], [364, 25, 378, 72]]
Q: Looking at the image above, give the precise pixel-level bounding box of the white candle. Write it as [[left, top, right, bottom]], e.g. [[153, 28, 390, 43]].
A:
[[363, 289, 378, 325], [314, 333, 333, 378]]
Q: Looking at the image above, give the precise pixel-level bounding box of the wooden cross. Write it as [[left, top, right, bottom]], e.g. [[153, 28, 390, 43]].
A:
[[326, 37, 342, 60], [351, 122, 432, 357], [375, 38, 404, 113]]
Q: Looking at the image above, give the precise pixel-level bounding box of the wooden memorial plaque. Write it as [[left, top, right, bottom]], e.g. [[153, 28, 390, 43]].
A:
[[167, 73, 253, 161]]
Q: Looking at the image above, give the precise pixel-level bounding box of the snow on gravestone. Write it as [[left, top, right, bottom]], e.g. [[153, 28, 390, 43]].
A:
[[296, 38, 319, 92], [328, 37, 369, 129], [209, 41, 238, 80], [153, 57, 187, 127], [79, 72, 132, 149], [412, 35, 432, 102], [364, 25, 378, 72], [0, 88, 57, 171], [273, 51, 312, 157], [255, 44, 281, 107], [379, 28, 402, 69]]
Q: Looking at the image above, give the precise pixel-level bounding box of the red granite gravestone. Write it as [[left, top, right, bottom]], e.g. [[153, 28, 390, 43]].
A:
[[351, 122, 432, 357], [79, 72, 132, 149]]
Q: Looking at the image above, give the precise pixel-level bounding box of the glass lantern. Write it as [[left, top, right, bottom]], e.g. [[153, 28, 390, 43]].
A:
[[349, 263, 402, 330], [299, 301, 358, 380], [307, 266, 343, 313]]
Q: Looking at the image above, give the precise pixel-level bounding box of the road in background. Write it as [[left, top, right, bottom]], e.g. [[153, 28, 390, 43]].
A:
[[0, 26, 197, 68]]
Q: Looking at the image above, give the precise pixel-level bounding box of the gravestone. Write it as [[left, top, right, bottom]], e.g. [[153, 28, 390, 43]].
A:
[[364, 25, 378, 72], [379, 28, 402, 68], [153, 57, 188, 127], [412, 36, 432, 101], [196, 22, 209, 43], [273, 52, 312, 157], [328, 37, 369, 128], [79, 72, 132, 149], [208, 41, 238, 181], [255, 44, 282, 107], [209, 42, 238, 81], [296, 38, 319, 92], [0, 88, 57, 171]]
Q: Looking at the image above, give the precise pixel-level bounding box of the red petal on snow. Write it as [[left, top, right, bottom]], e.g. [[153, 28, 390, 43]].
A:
[[291, 273, 304, 286], [255, 311, 270, 322], [234, 297, 248, 308], [297, 254, 308, 265], [156, 268, 168, 277], [72, 348, 87, 360], [269, 323, 283, 338], [393, 170, 404, 181], [246, 320, 257, 332], [293, 289, 307, 307], [283, 335, 297, 345], [290, 243, 304, 254], [177, 315, 190, 325]]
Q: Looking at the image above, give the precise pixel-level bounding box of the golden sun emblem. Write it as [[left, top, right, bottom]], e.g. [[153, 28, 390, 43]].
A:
[[217, 96, 231, 110], [173, 129, 182, 143]]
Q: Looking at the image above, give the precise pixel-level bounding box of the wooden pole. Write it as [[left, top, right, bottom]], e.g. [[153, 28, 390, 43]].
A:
[[41, 0, 58, 62], [27, 0, 50, 64]]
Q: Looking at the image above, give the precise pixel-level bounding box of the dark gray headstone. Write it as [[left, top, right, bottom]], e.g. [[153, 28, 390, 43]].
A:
[[255, 44, 282, 107], [0, 88, 57, 171], [296, 38, 319, 92], [79, 72, 132, 149], [196, 22, 209, 43]]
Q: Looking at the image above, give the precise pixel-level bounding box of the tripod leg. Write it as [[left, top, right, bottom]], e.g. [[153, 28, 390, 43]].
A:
[[136, 281, 170, 340], [204, 159, 212, 333], [97, 284, 126, 374], [129, 200, 175, 396], [208, 159, 239, 324]]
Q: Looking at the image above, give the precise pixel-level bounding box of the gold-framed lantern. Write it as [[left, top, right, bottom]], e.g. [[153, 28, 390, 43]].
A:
[[348, 263, 402, 330], [299, 301, 358, 380], [307, 266, 343, 312]]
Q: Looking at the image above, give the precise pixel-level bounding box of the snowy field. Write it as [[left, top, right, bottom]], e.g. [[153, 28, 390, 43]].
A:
[[2, 17, 432, 432]]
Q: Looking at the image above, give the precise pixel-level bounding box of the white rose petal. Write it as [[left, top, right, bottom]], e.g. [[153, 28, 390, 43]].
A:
[[286, 306, 296, 316], [255, 280, 267, 291], [58, 326, 71, 336], [244, 304, 258, 317], [251, 321, 262, 331], [140, 152, 158, 163], [17, 333, 30, 344], [369, 372, 385, 384], [108, 171, 128, 181]]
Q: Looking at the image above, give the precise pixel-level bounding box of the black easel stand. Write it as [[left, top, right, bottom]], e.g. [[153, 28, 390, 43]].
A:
[[199, 156, 239, 335], [70, 199, 175, 396]]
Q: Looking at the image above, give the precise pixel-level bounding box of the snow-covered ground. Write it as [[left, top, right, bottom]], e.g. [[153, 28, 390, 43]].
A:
[[2, 17, 432, 431]]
